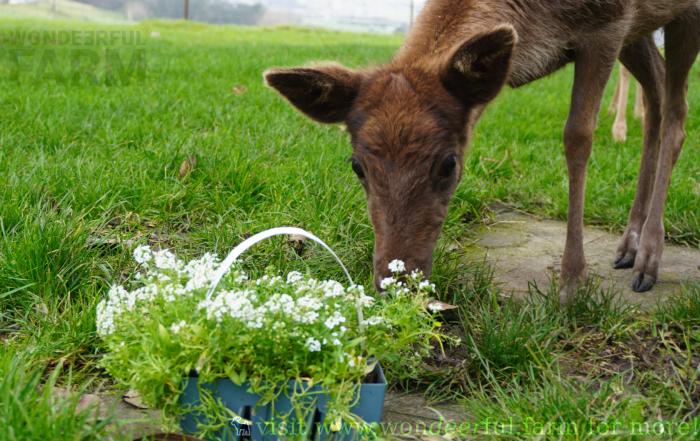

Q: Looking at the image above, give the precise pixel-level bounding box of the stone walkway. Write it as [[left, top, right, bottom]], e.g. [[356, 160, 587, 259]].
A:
[[100, 390, 466, 440], [468, 204, 700, 309]]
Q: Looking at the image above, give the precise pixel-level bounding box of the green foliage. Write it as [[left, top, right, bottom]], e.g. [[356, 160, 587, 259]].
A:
[[422, 273, 642, 401], [527, 279, 636, 336], [464, 295, 558, 376], [462, 368, 656, 441], [655, 285, 700, 328], [0, 204, 106, 310], [0, 351, 113, 440]]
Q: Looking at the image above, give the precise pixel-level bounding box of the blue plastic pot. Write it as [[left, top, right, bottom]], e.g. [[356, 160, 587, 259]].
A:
[[179, 363, 387, 441]]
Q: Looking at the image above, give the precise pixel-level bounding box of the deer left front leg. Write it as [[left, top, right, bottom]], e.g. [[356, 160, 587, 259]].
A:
[[632, 15, 699, 292], [560, 47, 618, 305]]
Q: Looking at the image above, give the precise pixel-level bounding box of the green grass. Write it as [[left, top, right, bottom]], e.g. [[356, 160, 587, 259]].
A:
[[462, 369, 671, 441], [655, 285, 700, 327], [0, 350, 113, 440], [421, 279, 700, 439], [0, 18, 698, 438], [0, 0, 125, 23]]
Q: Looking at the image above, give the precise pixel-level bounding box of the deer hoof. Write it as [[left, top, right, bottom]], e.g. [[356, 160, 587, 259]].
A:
[[631, 272, 656, 293], [615, 228, 640, 270], [630, 225, 663, 293], [612, 123, 627, 143], [558, 272, 586, 307], [614, 253, 635, 269], [559, 286, 575, 307]]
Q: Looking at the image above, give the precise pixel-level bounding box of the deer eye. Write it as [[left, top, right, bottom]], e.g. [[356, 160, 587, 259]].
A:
[[438, 154, 458, 178], [351, 159, 365, 179]]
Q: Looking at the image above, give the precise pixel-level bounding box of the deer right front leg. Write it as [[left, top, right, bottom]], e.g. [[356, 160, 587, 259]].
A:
[[614, 36, 664, 270], [560, 45, 618, 306]]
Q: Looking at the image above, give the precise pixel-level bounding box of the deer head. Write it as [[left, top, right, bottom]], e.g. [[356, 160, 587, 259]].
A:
[[265, 26, 516, 290]]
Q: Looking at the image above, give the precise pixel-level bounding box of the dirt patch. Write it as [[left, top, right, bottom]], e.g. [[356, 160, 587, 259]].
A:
[[559, 326, 700, 414]]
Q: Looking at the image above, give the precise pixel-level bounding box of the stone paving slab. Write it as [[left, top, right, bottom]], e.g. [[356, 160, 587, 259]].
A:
[[383, 393, 468, 440], [467, 204, 700, 309], [100, 391, 466, 440], [384, 392, 466, 424], [90, 392, 467, 440]]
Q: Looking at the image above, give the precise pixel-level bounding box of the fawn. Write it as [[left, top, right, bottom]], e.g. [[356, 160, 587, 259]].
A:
[[266, 0, 699, 303], [609, 65, 645, 143]]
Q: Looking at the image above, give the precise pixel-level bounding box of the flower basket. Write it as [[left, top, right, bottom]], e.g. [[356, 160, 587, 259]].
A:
[[98, 227, 443, 441], [177, 228, 386, 441], [179, 362, 386, 441]]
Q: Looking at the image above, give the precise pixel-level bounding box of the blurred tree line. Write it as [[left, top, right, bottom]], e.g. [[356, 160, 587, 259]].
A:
[[75, 0, 266, 25]]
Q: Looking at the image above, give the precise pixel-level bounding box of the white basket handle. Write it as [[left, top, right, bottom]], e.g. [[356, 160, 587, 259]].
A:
[[206, 227, 355, 300], [205, 227, 364, 335]]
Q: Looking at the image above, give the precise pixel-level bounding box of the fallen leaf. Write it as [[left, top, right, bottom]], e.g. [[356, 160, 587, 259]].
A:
[[86, 236, 121, 250], [427, 300, 458, 312], [178, 155, 197, 180], [0, 323, 20, 343], [123, 389, 149, 409], [35, 302, 49, 315], [288, 234, 306, 256], [232, 85, 247, 95]]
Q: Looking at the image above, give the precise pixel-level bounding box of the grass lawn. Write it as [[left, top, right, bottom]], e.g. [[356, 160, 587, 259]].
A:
[[0, 18, 698, 440], [0, 0, 126, 23]]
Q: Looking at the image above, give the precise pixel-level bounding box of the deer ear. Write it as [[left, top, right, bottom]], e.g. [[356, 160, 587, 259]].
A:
[[442, 25, 517, 106], [264, 64, 362, 124]]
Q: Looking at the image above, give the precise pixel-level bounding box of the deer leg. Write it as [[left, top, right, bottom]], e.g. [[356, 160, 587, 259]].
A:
[[634, 81, 645, 120], [608, 70, 621, 115], [612, 65, 631, 142], [632, 12, 700, 292], [560, 45, 619, 305], [614, 36, 664, 269]]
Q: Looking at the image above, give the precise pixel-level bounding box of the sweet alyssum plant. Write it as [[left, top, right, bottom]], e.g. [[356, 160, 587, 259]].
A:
[[98, 246, 445, 439]]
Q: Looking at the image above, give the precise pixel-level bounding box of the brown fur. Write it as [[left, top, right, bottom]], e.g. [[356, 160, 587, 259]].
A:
[[265, 0, 700, 298]]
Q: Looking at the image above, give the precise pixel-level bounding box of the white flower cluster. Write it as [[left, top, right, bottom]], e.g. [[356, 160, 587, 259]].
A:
[[378, 260, 435, 295], [305, 337, 322, 352], [324, 311, 346, 329], [183, 252, 220, 291], [97, 246, 223, 336], [388, 259, 406, 273], [97, 246, 396, 356], [170, 320, 187, 333], [198, 289, 262, 327], [196, 271, 380, 354]]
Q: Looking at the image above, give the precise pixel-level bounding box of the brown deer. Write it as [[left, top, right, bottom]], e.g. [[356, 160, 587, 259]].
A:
[[265, 0, 699, 303]]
